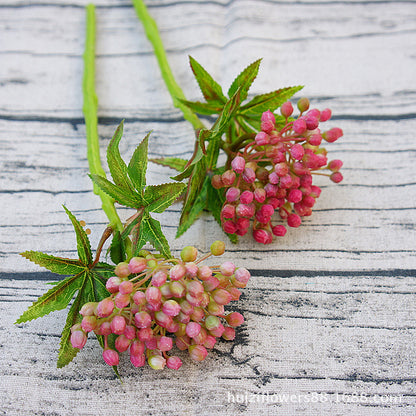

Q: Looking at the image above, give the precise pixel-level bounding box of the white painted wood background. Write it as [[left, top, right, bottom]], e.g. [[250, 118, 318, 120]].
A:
[[1, 0, 415, 415]]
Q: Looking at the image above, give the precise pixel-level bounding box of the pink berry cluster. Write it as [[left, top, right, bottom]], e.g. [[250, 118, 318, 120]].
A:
[[70, 241, 250, 370], [212, 97, 344, 244]]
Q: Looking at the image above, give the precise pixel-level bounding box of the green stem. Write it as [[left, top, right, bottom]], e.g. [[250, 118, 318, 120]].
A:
[[83, 5, 126, 238], [131, 0, 204, 131]]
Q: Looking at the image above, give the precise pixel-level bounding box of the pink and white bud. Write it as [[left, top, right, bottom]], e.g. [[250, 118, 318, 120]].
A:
[[220, 261, 236, 276], [309, 133, 322, 146], [212, 288, 232, 305], [162, 300, 181, 317], [242, 167, 256, 183], [281, 101, 294, 118], [128, 257, 147, 274], [305, 115, 319, 131], [328, 159, 343, 172], [226, 312, 245, 327], [231, 156, 246, 173], [279, 174, 293, 189], [169, 264, 186, 281], [209, 323, 225, 337], [253, 229, 273, 244], [287, 213, 302, 228], [81, 315, 98, 332], [236, 203, 255, 218], [106, 276, 122, 293], [204, 335, 217, 349], [166, 356, 183, 370], [234, 267, 251, 284], [320, 108, 332, 122], [330, 172, 343, 183], [114, 262, 130, 278], [197, 265, 212, 281], [268, 172, 280, 185], [293, 118, 307, 134], [203, 276, 220, 292], [145, 286, 162, 305], [221, 170, 236, 187], [148, 355, 166, 370], [115, 334, 131, 352], [95, 298, 114, 318], [134, 311, 152, 328], [158, 336, 173, 352], [188, 345, 208, 362], [96, 321, 111, 336], [254, 188, 266, 203], [255, 131, 270, 146], [137, 327, 153, 341], [114, 292, 130, 309], [70, 330, 87, 349], [240, 190, 254, 204], [226, 187, 240, 202], [151, 270, 167, 287], [110, 315, 126, 335], [119, 280, 133, 295], [290, 144, 305, 160], [132, 290, 146, 306], [169, 281, 186, 298], [176, 335, 191, 351], [103, 349, 119, 366], [190, 307, 205, 323], [180, 299, 195, 315], [80, 302, 97, 317], [221, 204, 235, 219], [207, 301, 225, 316], [130, 353, 146, 368], [186, 280, 204, 297], [154, 311, 173, 328], [205, 315, 221, 331], [272, 225, 287, 237], [186, 322, 201, 338], [261, 110, 276, 133], [130, 340, 145, 356], [222, 326, 236, 341], [124, 325, 136, 340]]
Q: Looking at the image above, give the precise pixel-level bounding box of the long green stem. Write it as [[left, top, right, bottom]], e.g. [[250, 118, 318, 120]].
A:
[[131, 0, 204, 131], [83, 5, 124, 235]]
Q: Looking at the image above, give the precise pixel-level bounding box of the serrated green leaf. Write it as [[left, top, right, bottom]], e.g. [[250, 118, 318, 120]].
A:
[[176, 176, 209, 237], [15, 273, 83, 324], [57, 285, 84, 368], [144, 182, 186, 213], [89, 174, 140, 208], [189, 56, 227, 104], [228, 59, 261, 102], [109, 230, 127, 264], [107, 120, 136, 194], [20, 251, 84, 275], [127, 132, 151, 192], [139, 213, 171, 258], [150, 157, 187, 172], [240, 86, 303, 116], [178, 99, 223, 116], [206, 181, 238, 244], [63, 206, 92, 266], [177, 159, 207, 237]]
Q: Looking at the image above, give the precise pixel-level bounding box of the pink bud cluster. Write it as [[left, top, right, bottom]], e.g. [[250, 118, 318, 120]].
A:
[[212, 98, 343, 244], [70, 241, 250, 370]]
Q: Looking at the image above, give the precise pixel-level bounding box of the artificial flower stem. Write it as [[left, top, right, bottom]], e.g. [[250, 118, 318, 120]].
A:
[[83, 6, 126, 239], [131, 0, 205, 131]]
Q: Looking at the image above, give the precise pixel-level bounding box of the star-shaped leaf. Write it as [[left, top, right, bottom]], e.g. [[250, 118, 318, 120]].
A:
[[16, 207, 114, 368]]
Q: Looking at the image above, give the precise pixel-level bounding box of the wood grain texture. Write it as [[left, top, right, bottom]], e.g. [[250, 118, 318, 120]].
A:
[[0, 0, 415, 415]]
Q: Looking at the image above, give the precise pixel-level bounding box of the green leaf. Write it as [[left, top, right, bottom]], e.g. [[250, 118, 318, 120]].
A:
[[228, 59, 261, 102], [144, 182, 186, 213], [63, 206, 92, 266], [240, 86, 303, 116], [127, 132, 151, 192], [177, 159, 207, 237], [20, 251, 85, 276], [107, 120, 136, 194], [176, 176, 209, 237], [150, 157, 187, 172], [206, 181, 238, 244], [109, 230, 127, 264], [189, 56, 227, 104], [178, 99, 223, 116], [15, 273, 83, 324], [89, 174, 140, 208], [139, 213, 171, 258]]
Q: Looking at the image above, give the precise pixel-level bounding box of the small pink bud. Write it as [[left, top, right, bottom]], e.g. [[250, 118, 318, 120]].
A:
[[287, 189, 303, 203], [203, 276, 220, 292], [255, 131, 270, 146], [205, 315, 221, 331], [320, 108, 332, 122], [324, 127, 343, 142], [309, 133, 322, 146], [275, 162, 289, 177], [212, 288, 232, 305], [197, 265, 213, 280], [115, 334, 131, 352], [190, 307, 205, 322], [305, 115, 319, 130], [209, 323, 225, 337], [268, 172, 280, 185], [261, 110, 276, 132], [293, 118, 307, 134], [290, 144, 305, 160], [81, 315, 98, 332], [221, 204, 236, 219], [297, 97, 310, 113], [242, 167, 256, 183], [103, 349, 119, 366], [154, 311, 173, 328], [119, 280, 133, 295], [223, 221, 237, 234], [176, 335, 191, 351], [186, 322, 201, 338], [188, 345, 208, 362], [204, 335, 217, 349], [328, 159, 343, 172], [137, 327, 153, 341], [151, 270, 167, 287], [279, 174, 293, 189], [211, 174, 223, 189], [95, 297, 114, 318], [124, 325, 136, 340], [240, 190, 254, 204], [180, 246, 198, 262], [221, 170, 236, 186], [231, 156, 246, 173], [106, 276, 122, 293], [110, 315, 126, 335], [114, 292, 130, 309], [330, 172, 343, 183], [132, 290, 146, 306], [185, 262, 199, 278], [134, 311, 152, 328], [187, 280, 204, 297], [180, 299, 195, 315], [166, 356, 182, 370], [80, 302, 97, 317], [302, 195, 316, 208], [169, 281, 186, 298], [272, 224, 287, 236], [70, 330, 87, 349], [226, 312, 244, 327], [254, 188, 266, 203], [281, 101, 294, 118], [253, 229, 273, 244], [222, 326, 236, 341], [130, 353, 146, 368], [96, 321, 112, 336], [220, 261, 235, 276], [114, 262, 130, 278], [169, 264, 186, 281], [130, 340, 145, 356], [310, 185, 322, 198], [158, 336, 173, 352], [236, 203, 255, 218], [128, 257, 147, 274], [162, 300, 181, 316], [234, 267, 251, 284], [287, 213, 302, 228]]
